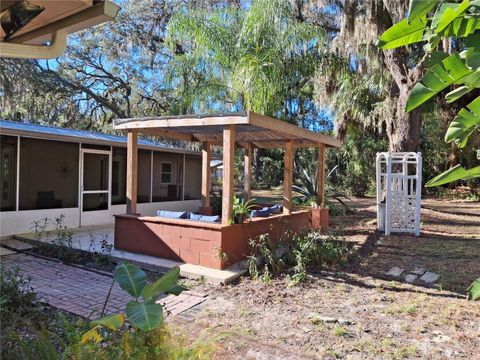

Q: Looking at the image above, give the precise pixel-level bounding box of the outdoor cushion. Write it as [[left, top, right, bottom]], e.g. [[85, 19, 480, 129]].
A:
[[196, 215, 221, 223], [251, 208, 271, 218], [188, 213, 204, 221], [187, 213, 221, 223], [156, 210, 188, 219], [268, 204, 283, 214]]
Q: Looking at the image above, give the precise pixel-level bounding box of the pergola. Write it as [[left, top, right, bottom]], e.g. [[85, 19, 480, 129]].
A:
[[114, 111, 342, 225]]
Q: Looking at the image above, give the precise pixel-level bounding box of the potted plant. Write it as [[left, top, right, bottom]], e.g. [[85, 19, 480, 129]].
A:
[[232, 196, 255, 224]]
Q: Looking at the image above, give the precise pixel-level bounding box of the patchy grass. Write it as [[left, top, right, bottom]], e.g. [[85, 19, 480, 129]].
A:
[[170, 197, 479, 359]]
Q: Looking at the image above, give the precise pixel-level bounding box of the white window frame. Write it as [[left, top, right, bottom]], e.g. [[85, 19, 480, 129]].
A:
[[160, 161, 173, 185]]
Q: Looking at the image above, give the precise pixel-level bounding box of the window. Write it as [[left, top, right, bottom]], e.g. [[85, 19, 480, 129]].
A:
[[152, 152, 181, 202], [19, 138, 78, 210], [161, 162, 172, 184], [0, 136, 17, 211]]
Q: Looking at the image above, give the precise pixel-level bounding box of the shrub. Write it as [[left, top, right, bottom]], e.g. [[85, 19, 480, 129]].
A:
[[0, 266, 43, 359], [248, 229, 354, 285]]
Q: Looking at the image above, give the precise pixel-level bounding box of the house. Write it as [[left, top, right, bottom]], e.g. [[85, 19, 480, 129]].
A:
[[0, 120, 202, 237], [210, 160, 222, 185]]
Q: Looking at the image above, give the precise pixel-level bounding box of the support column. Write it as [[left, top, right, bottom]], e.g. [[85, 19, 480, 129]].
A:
[[126, 130, 138, 215], [200, 141, 212, 215], [316, 144, 326, 207], [222, 125, 236, 224], [312, 143, 329, 232], [244, 143, 253, 202], [283, 141, 294, 215]]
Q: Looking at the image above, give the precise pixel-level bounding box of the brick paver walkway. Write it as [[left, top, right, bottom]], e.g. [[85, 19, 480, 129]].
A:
[[1, 252, 206, 318]]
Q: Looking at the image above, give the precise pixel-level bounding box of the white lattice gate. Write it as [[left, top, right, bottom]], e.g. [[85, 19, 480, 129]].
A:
[[376, 152, 422, 236]]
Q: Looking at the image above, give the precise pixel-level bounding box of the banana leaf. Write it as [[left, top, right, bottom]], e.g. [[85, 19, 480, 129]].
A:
[[125, 300, 163, 331], [114, 263, 147, 298], [425, 164, 480, 187], [406, 53, 476, 112], [445, 96, 480, 147], [467, 277, 480, 300], [376, 17, 427, 49], [408, 0, 438, 22]]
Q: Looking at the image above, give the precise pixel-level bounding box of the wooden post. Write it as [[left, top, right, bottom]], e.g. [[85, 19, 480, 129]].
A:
[[222, 125, 236, 224], [317, 144, 326, 208], [244, 143, 253, 202], [126, 130, 138, 215], [201, 141, 211, 208], [283, 141, 294, 215]]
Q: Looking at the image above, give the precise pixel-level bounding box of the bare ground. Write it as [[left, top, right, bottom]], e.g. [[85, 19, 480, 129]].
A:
[[171, 197, 480, 360]]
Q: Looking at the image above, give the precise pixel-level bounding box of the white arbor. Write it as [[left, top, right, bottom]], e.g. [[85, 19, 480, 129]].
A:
[[376, 152, 422, 236]]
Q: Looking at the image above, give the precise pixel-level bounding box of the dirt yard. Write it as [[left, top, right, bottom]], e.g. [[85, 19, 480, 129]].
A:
[[172, 197, 480, 360]]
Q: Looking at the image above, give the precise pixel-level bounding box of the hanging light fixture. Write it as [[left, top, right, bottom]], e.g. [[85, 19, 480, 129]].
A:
[[1, 1, 45, 41]]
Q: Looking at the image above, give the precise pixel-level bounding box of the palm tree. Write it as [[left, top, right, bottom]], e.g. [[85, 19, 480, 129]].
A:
[[165, 0, 324, 116]]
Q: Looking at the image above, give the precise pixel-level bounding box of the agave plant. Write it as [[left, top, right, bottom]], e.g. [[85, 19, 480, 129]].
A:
[[293, 164, 353, 214]]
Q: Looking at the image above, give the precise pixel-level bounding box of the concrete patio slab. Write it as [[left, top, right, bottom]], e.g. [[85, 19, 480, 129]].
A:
[[0, 246, 16, 256], [1, 237, 37, 250]]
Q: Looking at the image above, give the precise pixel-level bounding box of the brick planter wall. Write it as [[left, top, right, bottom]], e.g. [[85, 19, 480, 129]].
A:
[[114, 210, 316, 269]]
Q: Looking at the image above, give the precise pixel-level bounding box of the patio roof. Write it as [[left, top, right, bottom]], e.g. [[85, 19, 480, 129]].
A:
[[114, 111, 341, 149], [1, 0, 120, 59]]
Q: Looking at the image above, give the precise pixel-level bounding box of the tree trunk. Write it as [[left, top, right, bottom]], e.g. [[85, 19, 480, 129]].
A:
[[388, 88, 422, 152], [383, 49, 424, 153]]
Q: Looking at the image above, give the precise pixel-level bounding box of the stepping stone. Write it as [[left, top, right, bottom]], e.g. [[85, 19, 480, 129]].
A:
[[308, 314, 337, 324], [411, 266, 426, 275], [385, 266, 405, 277], [420, 271, 439, 284], [404, 274, 418, 283]]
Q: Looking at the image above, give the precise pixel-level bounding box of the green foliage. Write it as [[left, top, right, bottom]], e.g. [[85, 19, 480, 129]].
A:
[[0, 266, 43, 359], [426, 164, 480, 186], [114, 263, 147, 298], [378, 0, 480, 185], [255, 151, 284, 188], [284, 230, 354, 285], [467, 277, 480, 300], [210, 191, 222, 216], [0, 266, 37, 313], [327, 128, 387, 196], [232, 196, 256, 224], [166, 0, 323, 114], [247, 229, 354, 285], [84, 264, 184, 340]]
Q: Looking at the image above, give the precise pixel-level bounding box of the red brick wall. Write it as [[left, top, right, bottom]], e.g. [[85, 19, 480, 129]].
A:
[[114, 210, 314, 270]]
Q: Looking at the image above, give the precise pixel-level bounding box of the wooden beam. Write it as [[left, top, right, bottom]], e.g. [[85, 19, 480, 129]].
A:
[[222, 125, 236, 224], [141, 128, 195, 142], [283, 141, 294, 215], [201, 141, 211, 208], [248, 111, 342, 148], [9, 1, 120, 45], [244, 143, 253, 202], [317, 144, 326, 207], [0, 30, 67, 59], [126, 130, 138, 215], [115, 116, 249, 130]]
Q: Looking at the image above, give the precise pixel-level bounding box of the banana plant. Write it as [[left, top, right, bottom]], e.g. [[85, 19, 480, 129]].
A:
[[377, 0, 480, 186], [82, 263, 184, 343], [467, 277, 480, 300]]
